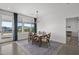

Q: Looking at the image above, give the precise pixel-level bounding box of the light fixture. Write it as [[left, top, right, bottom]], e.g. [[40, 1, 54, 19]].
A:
[[8, 7, 10, 9], [36, 10, 38, 17], [35, 10, 39, 18], [35, 10, 39, 23]]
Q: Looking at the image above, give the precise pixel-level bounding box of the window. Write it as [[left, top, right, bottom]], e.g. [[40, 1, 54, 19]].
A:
[[24, 23, 34, 32], [17, 23, 22, 32], [24, 23, 31, 32], [2, 21, 12, 33], [31, 23, 34, 32]]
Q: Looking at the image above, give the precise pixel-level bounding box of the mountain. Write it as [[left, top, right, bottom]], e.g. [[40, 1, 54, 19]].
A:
[[2, 27, 12, 33]]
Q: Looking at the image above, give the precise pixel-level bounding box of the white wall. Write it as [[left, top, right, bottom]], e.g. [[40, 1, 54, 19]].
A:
[[0, 4, 79, 43], [37, 11, 66, 43], [36, 4, 79, 44]]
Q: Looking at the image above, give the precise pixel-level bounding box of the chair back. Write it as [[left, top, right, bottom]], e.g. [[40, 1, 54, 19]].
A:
[[48, 33, 51, 39]]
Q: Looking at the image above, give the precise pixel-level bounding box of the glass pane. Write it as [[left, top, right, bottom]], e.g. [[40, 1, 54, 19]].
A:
[[2, 21, 12, 33], [31, 24, 34, 32], [23, 23, 34, 32], [17, 23, 22, 32], [24, 23, 32, 32], [18, 14, 34, 40], [2, 21, 12, 40]]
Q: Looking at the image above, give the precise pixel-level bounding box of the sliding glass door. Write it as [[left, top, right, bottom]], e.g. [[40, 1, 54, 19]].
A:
[[0, 10, 35, 43], [18, 15, 34, 40], [23, 23, 34, 39], [0, 10, 13, 43]]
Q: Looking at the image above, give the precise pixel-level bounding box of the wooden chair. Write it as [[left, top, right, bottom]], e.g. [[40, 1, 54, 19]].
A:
[[28, 32, 33, 42], [32, 33, 51, 47], [41, 33, 51, 46], [32, 34, 40, 45]]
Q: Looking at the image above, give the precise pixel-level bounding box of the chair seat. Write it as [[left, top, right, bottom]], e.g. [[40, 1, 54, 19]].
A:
[[41, 39, 47, 42]]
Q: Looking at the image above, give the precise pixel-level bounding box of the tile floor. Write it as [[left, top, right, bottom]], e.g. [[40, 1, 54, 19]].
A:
[[0, 42, 26, 55], [0, 40, 63, 55], [0, 39, 79, 55]]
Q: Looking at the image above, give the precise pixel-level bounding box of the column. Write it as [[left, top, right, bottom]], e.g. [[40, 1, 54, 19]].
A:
[[34, 18, 37, 33], [13, 13, 18, 41]]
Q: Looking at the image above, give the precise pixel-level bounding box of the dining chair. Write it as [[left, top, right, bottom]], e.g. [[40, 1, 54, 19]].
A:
[[41, 33, 51, 47], [28, 32, 33, 42]]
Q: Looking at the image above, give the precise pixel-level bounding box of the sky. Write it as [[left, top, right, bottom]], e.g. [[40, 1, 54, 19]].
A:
[[2, 21, 12, 27]]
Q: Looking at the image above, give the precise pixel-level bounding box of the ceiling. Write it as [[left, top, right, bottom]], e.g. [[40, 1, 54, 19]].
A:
[[0, 3, 79, 17], [0, 3, 52, 17]]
